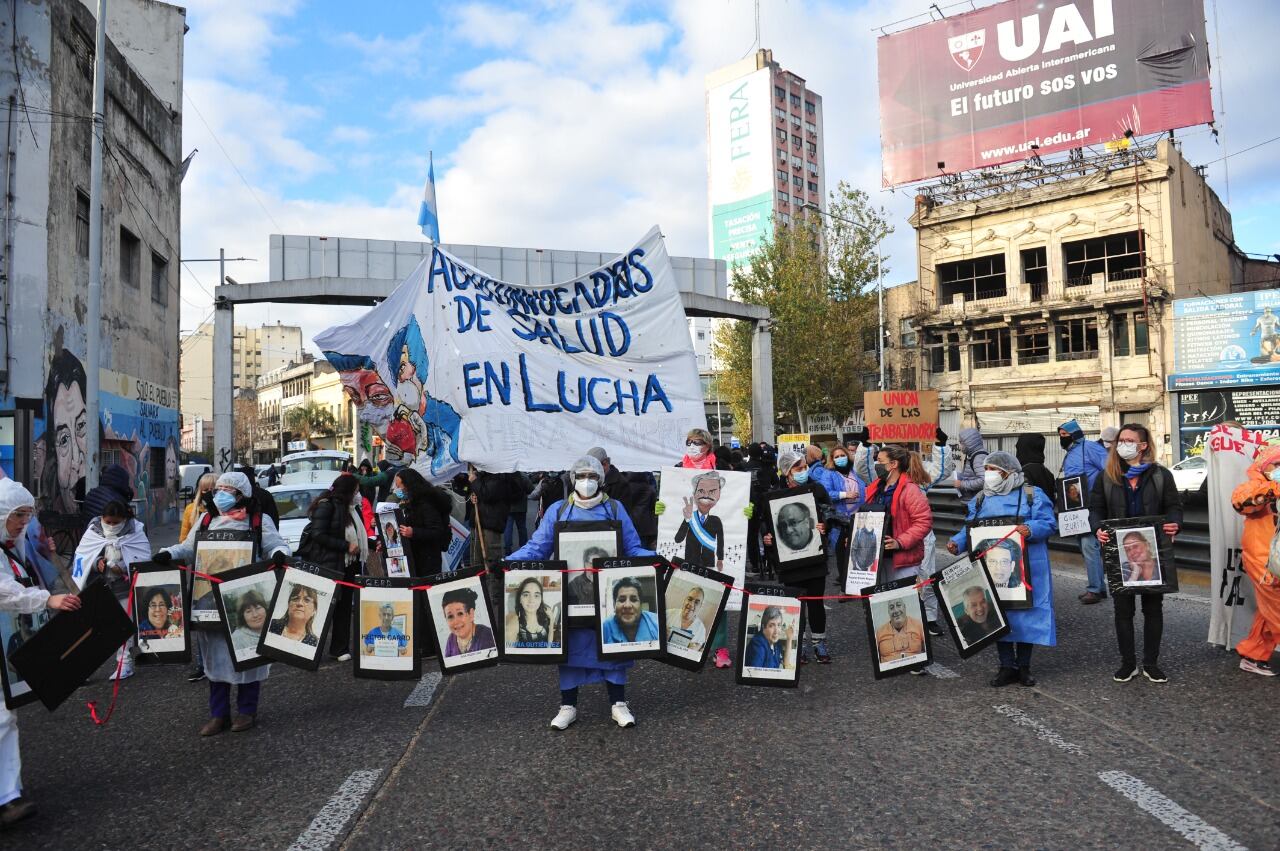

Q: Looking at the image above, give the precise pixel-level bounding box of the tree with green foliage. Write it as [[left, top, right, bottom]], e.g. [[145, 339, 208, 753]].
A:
[[285, 401, 338, 448], [711, 182, 892, 437]]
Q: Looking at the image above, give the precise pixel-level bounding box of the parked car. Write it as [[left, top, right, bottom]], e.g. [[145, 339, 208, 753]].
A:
[[1170, 454, 1207, 496], [178, 463, 212, 500], [268, 483, 329, 550], [277, 450, 351, 486]]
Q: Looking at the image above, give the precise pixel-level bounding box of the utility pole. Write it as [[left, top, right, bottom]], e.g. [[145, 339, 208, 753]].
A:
[[85, 0, 107, 490]]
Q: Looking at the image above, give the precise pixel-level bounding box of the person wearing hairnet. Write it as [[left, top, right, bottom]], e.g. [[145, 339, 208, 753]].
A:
[[947, 451, 1056, 687], [509, 455, 653, 730], [153, 471, 290, 736], [0, 479, 81, 828]]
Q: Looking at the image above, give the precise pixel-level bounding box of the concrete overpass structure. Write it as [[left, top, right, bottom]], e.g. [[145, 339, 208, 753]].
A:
[[211, 235, 774, 468]]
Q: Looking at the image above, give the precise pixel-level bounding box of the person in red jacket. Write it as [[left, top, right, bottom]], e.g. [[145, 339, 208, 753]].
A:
[[1232, 444, 1280, 676], [863, 444, 937, 653]]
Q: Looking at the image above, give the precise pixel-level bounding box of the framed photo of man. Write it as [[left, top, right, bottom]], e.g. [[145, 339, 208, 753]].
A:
[[735, 581, 804, 688], [354, 578, 420, 680], [655, 466, 751, 611], [425, 568, 499, 674], [553, 520, 622, 623], [930, 556, 1009, 658], [211, 561, 282, 672], [658, 562, 731, 671], [593, 558, 666, 661], [1060, 476, 1086, 511], [846, 510, 887, 594], [862, 577, 932, 678], [1100, 515, 1179, 595], [0, 604, 51, 709], [131, 561, 190, 664], [498, 561, 567, 664], [763, 488, 826, 570], [257, 559, 340, 671], [191, 530, 257, 626], [967, 517, 1032, 610]]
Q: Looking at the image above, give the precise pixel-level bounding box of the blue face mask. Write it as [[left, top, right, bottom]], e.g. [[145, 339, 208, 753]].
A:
[[834, 457, 849, 470], [792, 469, 810, 484], [212, 491, 237, 513], [392, 487, 406, 499]]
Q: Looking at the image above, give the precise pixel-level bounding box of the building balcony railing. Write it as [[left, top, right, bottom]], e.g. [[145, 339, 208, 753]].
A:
[[973, 358, 1013, 370], [928, 264, 1162, 320], [1057, 349, 1099, 361]]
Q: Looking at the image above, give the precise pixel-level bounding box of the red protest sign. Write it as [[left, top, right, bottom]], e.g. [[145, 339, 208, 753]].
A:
[[864, 390, 939, 444]]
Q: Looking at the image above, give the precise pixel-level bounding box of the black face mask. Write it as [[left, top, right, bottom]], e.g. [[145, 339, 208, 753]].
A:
[[874, 463, 889, 481], [1059, 435, 1075, 450]]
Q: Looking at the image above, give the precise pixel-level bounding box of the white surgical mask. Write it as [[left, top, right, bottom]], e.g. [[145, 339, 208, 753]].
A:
[[685, 442, 707, 459], [983, 470, 1005, 492], [1116, 441, 1140, 461], [575, 478, 600, 498], [102, 520, 126, 538]]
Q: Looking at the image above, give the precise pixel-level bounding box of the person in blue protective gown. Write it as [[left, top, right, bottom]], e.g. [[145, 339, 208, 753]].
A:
[[508, 455, 653, 730]]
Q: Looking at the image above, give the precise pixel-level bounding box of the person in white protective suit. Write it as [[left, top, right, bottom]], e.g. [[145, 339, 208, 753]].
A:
[[0, 479, 81, 829]]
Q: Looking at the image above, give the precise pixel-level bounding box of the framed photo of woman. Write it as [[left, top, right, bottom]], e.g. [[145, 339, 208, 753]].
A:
[[862, 577, 932, 679], [553, 520, 622, 623], [191, 530, 257, 627], [658, 562, 731, 671], [132, 561, 190, 664], [498, 561, 567, 664], [593, 558, 666, 661], [735, 581, 804, 688], [930, 556, 1009, 658], [1100, 515, 1179, 596], [967, 516, 1032, 610], [257, 559, 341, 671], [211, 560, 282, 672], [424, 567, 500, 675], [376, 508, 411, 570], [354, 577, 420, 680], [763, 488, 826, 571]]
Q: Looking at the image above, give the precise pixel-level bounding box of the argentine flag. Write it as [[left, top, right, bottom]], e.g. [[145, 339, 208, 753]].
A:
[[417, 153, 440, 242]]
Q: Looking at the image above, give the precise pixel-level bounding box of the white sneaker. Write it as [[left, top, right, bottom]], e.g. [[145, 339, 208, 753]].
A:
[[549, 705, 577, 730], [610, 701, 636, 728], [109, 663, 134, 681], [336, 653, 352, 662]]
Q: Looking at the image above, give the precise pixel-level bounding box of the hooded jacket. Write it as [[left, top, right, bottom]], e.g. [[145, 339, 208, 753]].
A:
[[1060, 422, 1108, 492], [955, 428, 989, 502], [0, 479, 50, 614], [81, 463, 134, 522], [1014, 434, 1056, 500]]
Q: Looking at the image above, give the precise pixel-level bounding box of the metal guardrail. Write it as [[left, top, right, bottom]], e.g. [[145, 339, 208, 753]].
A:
[[925, 488, 1210, 572]]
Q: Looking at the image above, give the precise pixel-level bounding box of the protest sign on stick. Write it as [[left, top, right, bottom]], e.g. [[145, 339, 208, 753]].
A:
[[864, 390, 938, 444]]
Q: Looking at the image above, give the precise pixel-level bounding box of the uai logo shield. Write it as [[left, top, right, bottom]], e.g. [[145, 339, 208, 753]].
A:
[[948, 30, 985, 72]]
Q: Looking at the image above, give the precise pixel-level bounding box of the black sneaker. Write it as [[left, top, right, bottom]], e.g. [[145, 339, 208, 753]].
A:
[[1142, 665, 1168, 683], [187, 665, 206, 683], [989, 667, 1019, 687], [1113, 663, 1137, 682], [925, 621, 944, 637], [1018, 666, 1036, 687]]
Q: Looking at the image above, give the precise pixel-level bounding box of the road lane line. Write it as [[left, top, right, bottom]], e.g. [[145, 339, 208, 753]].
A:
[[925, 662, 959, 678], [993, 704, 1085, 755], [404, 671, 442, 707], [288, 769, 383, 851], [1098, 771, 1248, 851], [1051, 569, 1208, 604]]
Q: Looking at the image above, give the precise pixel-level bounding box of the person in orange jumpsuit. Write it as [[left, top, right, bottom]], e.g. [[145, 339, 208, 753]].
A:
[[1231, 444, 1280, 676]]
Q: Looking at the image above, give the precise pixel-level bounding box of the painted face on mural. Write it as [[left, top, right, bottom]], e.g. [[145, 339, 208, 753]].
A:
[[53, 380, 88, 492]]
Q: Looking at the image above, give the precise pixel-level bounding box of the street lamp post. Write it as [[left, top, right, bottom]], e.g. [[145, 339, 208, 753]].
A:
[[802, 204, 885, 390]]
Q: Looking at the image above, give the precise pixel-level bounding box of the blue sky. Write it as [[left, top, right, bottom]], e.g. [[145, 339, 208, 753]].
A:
[[177, 0, 1280, 346]]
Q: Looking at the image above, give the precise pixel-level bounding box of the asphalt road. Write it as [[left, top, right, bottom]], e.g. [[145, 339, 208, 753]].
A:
[[8, 550, 1276, 850]]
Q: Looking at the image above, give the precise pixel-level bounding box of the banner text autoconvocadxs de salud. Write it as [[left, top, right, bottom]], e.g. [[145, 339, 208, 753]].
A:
[[425, 246, 677, 417]]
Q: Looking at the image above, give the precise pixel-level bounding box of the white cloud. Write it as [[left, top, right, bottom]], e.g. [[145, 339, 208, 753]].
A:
[[330, 124, 374, 145], [330, 28, 431, 75]]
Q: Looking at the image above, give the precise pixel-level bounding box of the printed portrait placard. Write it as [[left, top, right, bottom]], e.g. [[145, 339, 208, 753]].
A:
[[553, 520, 622, 623], [211, 561, 282, 672], [257, 560, 340, 671], [931, 556, 1009, 658], [354, 577, 420, 680], [132, 561, 190, 664], [764, 487, 826, 571], [968, 517, 1032, 610], [735, 581, 805, 688], [656, 466, 751, 610], [191, 530, 257, 626], [846, 510, 888, 594], [1100, 515, 1179, 596], [425, 568, 499, 675], [658, 562, 732, 672], [499, 561, 567, 664], [593, 558, 666, 662], [862, 577, 932, 678]]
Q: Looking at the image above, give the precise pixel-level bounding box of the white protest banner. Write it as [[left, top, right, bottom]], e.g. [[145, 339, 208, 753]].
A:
[[1205, 424, 1265, 648], [1057, 509, 1092, 538], [315, 227, 705, 481], [656, 467, 751, 610]]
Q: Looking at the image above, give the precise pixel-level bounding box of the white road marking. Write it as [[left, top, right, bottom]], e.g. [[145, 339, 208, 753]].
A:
[[993, 704, 1086, 756], [1166, 592, 1210, 605], [288, 769, 383, 851], [403, 671, 442, 708], [925, 662, 959, 678], [1098, 771, 1248, 851], [1051, 570, 1209, 604]]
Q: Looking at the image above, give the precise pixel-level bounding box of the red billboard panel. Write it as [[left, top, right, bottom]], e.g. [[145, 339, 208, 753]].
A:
[[877, 0, 1213, 187]]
